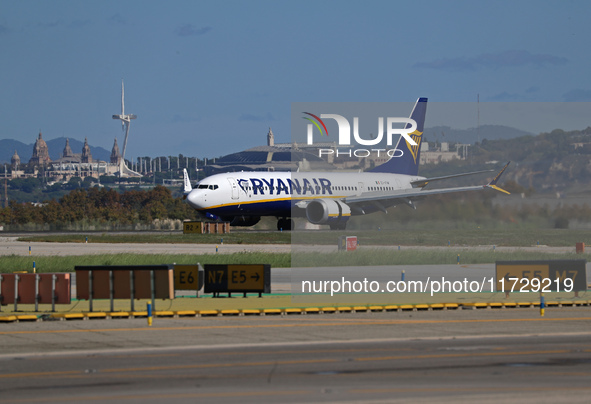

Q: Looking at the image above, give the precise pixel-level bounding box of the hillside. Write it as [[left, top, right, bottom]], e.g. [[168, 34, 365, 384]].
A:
[[0, 139, 29, 164], [420, 127, 591, 194], [423, 125, 534, 144]]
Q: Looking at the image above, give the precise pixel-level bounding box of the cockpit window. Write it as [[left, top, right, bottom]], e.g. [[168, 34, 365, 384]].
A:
[[197, 184, 219, 190]]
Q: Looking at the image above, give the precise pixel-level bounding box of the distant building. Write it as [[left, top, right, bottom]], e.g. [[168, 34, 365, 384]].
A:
[[63, 138, 74, 158], [110, 138, 121, 164], [204, 145, 334, 175], [205, 128, 402, 174], [81, 138, 93, 163], [11, 150, 20, 171], [12, 133, 124, 181], [49, 138, 114, 181], [419, 141, 465, 165], [52, 139, 82, 166], [29, 132, 51, 166]]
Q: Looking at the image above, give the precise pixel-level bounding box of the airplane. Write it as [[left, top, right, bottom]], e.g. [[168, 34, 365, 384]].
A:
[[183, 98, 510, 230]]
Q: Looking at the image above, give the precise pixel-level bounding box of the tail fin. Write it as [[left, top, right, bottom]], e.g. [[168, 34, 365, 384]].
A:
[[370, 97, 427, 175], [183, 168, 192, 196]]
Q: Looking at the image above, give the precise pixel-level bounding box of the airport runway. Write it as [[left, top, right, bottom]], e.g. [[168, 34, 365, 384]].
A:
[[0, 236, 579, 256], [0, 237, 292, 255], [1, 238, 590, 402], [1, 309, 591, 403]]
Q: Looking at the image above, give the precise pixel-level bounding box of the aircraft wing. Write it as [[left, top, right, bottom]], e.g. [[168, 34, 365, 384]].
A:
[[410, 168, 495, 188], [344, 162, 511, 209]]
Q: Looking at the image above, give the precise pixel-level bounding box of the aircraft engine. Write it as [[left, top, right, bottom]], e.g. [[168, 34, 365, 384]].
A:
[[223, 216, 261, 227], [305, 199, 351, 228]]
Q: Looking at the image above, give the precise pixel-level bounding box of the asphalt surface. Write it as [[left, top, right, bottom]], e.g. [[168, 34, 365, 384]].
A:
[[1, 309, 591, 403], [1, 237, 590, 403]]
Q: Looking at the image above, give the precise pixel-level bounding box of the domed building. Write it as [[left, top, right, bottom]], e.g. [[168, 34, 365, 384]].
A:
[[11, 150, 20, 171], [202, 127, 339, 175], [204, 145, 335, 175], [29, 132, 51, 166], [49, 138, 112, 181]]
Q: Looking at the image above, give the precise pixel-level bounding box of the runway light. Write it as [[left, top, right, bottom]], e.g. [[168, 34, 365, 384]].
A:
[[147, 303, 153, 326]]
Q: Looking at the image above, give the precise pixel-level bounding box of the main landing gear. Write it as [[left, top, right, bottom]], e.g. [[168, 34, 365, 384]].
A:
[[277, 218, 294, 231], [329, 222, 347, 230]]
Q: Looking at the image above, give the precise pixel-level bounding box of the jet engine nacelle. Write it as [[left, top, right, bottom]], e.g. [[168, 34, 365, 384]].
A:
[[223, 216, 261, 227], [305, 199, 351, 225]]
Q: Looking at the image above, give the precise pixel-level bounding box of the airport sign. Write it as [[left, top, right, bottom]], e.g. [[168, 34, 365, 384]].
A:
[[204, 264, 271, 295]]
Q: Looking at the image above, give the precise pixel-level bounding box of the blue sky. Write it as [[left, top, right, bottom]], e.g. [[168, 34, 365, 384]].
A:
[[1, 0, 590, 159]]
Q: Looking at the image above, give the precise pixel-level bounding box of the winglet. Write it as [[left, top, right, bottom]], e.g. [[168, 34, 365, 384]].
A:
[[183, 168, 192, 195], [486, 162, 511, 194]]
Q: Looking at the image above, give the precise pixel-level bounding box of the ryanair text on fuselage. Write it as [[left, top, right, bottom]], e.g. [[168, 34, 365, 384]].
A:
[[237, 177, 334, 196]]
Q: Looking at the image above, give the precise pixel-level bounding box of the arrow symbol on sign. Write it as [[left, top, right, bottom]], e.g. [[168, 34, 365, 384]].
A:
[[251, 273, 260, 282]]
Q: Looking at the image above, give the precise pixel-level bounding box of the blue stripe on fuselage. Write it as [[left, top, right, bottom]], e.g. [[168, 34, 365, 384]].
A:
[[205, 199, 293, 217]]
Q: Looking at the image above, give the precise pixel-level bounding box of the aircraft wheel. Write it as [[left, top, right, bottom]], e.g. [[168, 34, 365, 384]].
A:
[[329, 222, 347, 230]]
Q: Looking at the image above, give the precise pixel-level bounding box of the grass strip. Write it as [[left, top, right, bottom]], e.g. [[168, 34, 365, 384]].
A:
[[1, 249, 589, 273], [17, 232, 291, 245]]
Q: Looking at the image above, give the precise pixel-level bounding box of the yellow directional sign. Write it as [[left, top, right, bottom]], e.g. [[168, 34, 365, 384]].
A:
[[204, 264, 271, 294], [495, 264, 549, 291], [174, 265, 201, 290], [227, 265, 265, 291], [495, 260, 587, 292], [183, 221, 203, 234]]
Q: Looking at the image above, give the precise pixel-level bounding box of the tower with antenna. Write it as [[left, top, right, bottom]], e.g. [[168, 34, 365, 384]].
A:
[[112, 80, 141, 177]]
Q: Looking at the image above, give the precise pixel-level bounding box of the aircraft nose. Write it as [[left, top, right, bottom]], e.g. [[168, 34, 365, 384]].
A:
[[186, 191, 203, 209]]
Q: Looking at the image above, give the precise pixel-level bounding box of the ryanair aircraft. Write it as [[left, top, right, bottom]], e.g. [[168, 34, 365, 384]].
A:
[[183, 98, 510, 230]]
